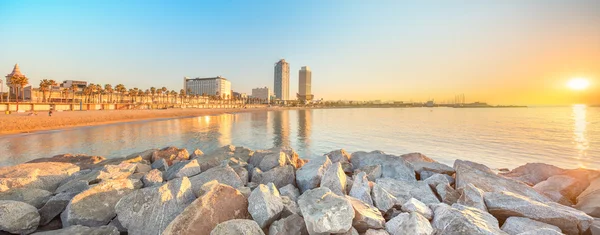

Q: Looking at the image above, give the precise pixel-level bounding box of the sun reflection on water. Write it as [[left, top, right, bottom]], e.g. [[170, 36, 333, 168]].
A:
[[572, 104, 589, 168]]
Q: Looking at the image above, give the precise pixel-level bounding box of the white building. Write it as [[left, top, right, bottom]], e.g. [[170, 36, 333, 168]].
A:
[[60, 80, 87, 90], [298, 66, 313, 102], [251, 87, 272, 103], [274, 59, 289, 100], [184, 76, 231, 99]]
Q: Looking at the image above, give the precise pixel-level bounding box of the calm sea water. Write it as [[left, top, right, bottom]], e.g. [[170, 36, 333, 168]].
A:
[[0, 106, 598, 169]]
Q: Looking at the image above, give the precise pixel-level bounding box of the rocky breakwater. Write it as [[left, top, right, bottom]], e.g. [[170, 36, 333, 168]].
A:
[[0, 146, 599, 234]]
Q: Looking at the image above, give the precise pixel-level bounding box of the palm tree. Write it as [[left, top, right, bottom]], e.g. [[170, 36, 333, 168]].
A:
[[104, 84, 113, 103], [145, 89, 151, 103], [39, 79, 50, 102], [179, 89, 185, 104], [11, 75, 29, 103], [47, 80, 58, 102], [160, 87, 167, 103], [150, 87, 156, 103], [61, 88, 69, 103], [115, 84, 126, 103]]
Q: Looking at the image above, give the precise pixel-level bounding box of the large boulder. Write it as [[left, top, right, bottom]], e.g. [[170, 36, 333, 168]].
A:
[[151, 147, 189, 165], [375, 178, 439, 205], [454, 160, 550, 202], [435, 183, 460, 205], [269, 214, 308, 235], [114, 177, 196, 235], [258, 152, 286, 171], [321, 162, 347, 196], [61, 178, 141, 227], [350, 172, 373, 206], [422, 173, 452, 188], [163, 182, 251, 235], [371, 183, 402, 213], [27, 154, 105, 170], [576, 177, 600, 217], [401, 198, 432, 220], [280, 196, 300, 218], [499, 163, 565, 186], [533, 175, 588, 205], [141, 169, 163, 187], [296, 156, 331, 193], [163, 159, 202, 181], [354, 165, 382, 181], [56, 163, 137, 193], [151, 158, 169, 171], [592, 219, 600, 235], [431, 203, 505, 235], [401, 153, 454, 176], [38, 192, 77, 225], [298, 187, 355, 234], [251, 165, 296, 189], [351, 151, 416, 182], [126, 148, 158, 162], [0, 188, 52, 208], [0, 200, 40, 234], [456, 183, 487, 211], [347, 196, 385, 232], [325, 149, 353, 172], [0, 162, 79, 192], [248, 183, 284, 229], [31, 225, 119, 235], [484, 191, 593, 235], [365, 229, 390, 235], [210, 219, 265, 235], [500, 217, 562, 235], [189, 165, 244, 196], [279, 184, 300, 202], [385, 212, 432, 235]]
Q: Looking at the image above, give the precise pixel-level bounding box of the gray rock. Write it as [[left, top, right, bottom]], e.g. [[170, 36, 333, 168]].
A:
[[31, 225, 119, 235], [237, 186, 252, 198], [436, 183, 460, 205], [385, 212, 432, 235], [418, 170, 436, 180], [0, 162, 80, 193], [279, 184, 300, 202], [27, 154, 106, 171], [354, 165, 382, 181], [126, 148, 157, 162], [142, 169, 163, 187], [189, 165, 243, 197], [456, 183, 487, 211], [259, 152, 286, 171], [591, 219, 600, 235], [401, 198, 432, 220], [499, 163, 565, 186], [151, 146, 189, 165], [576, 177, 600, 217], [61, 178, 141, 227], [163, 159, 202, 181], [431, 203, 505, 235], [57, 163, 137, 193], [248, 183, 284, 229], [351, 151, 416, 182], [501, 217, 562, 235], [281, 196, 300, 218], [322, 162, 347, 196], [484, 191, 593, 235], [375, 178, 439, 205], [402, 152, 454, 176], [134, 163, 152, 173], [269, 214, 308, 235], [38, 192, 77, 225], [347, 196, 385, 232], [0, 188, 52, 208], [534, 174, 588, 205], [298, 187, 355, 234], [338, 227, 359, 235], [0, 200, 40, 234], [114, 177, 196, 235], [349, 172, 373, 206], [515, 228, 563, 235], [296, 156, 332, 193], [189, 148, 204, 159], [252, 165, 296, 189], [371, 183, 402, 213], [210, 219, 265, 235], [422, 173, 453, 187], [109, 217, 127, 233], [151, 158, 169, 171], [325, 149, 351, 164], [365, 229, 390, 235], [232, 165, 249, 186], [55, 180, 89, 194]]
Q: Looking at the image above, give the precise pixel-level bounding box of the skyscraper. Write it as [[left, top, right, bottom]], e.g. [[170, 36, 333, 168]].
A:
[[298, 66, 313, 102], [274, 59, 289, 100]]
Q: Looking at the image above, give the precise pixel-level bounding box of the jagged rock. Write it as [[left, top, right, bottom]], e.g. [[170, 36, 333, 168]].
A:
[[347, 196, 385, 232], [375, 178, 439, 205], [296, 156, 332, 193], [422, 173, 454, 187], [258, 152, 286, 171], [55, 163, 137, 195], [237, 186, 252, 198], [325, 149, 352, 172], [0, 200, 40, 234], [248, 183, 284, 229], [55, 180, 89, 194], [534, 175, 587, 205], [128, 172, 145, 180], [401, 198, 432, 220], [109, 216, 127, 233], [454, 160, 550, 202], [281, 196, 300, 218], [31, 225, 119, 235], [27, 154, 105, 170], [351, 151, 416, 182], [151, 147, 189, 165], [339, 227, 359, 235], [499, 163, 565, 186], [190, 165, 243, 196], [141, 169, 163, 187], [232, 165, 249, 186], [115, 177, 196, 235], [484, 191, 593, 235], [402, 153, 454, 176], [436, 183, 460, 204], [251, 165, 296, 189], [95, 156, 143, 168], [515, 228, 563, 235], [298, 187, 355, 234], [134, 163, 151, 173], [501, 217, 562, 235], [576, 177, 600, 217], [163, 182, 251, 235], [163, 159, 202, 181], [38, 192, 77, 225], [385, 212, 432, 235], [456, 183, 487, 211], [151, 158, 169, 171], [431, 203, 505, 235], [354, 165, 382, 181], [0, 162, 80, 193], [419, 170, 436, 180], [322, 162, 347, 196], [365, 229, 390, 235], [372, 183, 402, 212], [384, 208, 404, 222], [280, 184, 300, 202], [0, 188, 52, 209], [591, 219, 600, 235], [189, 148, 204, 159], [210, 219, 265, 235], [269, 214, 308, 235], [126, 148, 157, 162], [61, 178, 141, 227], [346, 178, 354, 194], [349, 172, 373, 206]]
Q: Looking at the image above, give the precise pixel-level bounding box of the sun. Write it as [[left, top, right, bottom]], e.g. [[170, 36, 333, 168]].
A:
[[568, 78, 590, 90]]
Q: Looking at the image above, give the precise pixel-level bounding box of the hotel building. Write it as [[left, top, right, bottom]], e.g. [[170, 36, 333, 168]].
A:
[[298, 66, 313, 102], [184, 76, 231, 99], [274, 59, 289, 100]]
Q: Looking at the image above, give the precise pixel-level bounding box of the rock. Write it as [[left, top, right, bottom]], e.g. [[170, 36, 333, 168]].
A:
[[108, 217, 127, 233], [248, 183, 284, 229], [501, 217, 562, 235], [325, 149, 351, 164], [454, 160, 550, 202], [280, 184, 300, 202], [351, 151, 416, 182], [456, 183, 487, 211], [31, 225, 120, 235], [134, 163, 151, 173], [591, 219, 600, 235], [422, 173, 454, 187], [151, 158, 169, 171], [402, 153, 454, 176], [151, 146, 189, 165], [431, 203, 504, 235], [269, 214, 308, 235], [252, 165, 296, 189], [232, 165, 249, 186], [515, 228, 563, 235], [349, 172, 373, 206], [354, 165, 382, 181], [163, 182, 251, 235], [55, 180, 89, 194], [371, 183, 402, 213], [141, 169, 163, 187], [435, 183, 460, 204], [322, 162, 347, 196], [95, 156, 143, 168], [281, 196, 300, 218], [190, 165, 244, 196], [0, 162, 79, 193], [484, 191, 593, 235], [210, 219, 265, 235], [499, 163, 565, 186], [418, 170, 436, 180], [338, 227, 359, 235], [163, 159, 202, 181], [298, 187, 355, 234], [27, 154, 105, 170], [346, 178, 354, 194], [61, 178, 141, 227], [0, 200, 40, 234], [128, 172, 145, 180], [126, 148, 157, 162], [237, 186, 252, 198], [365, 229, 390, 235], [533, 175, 587, 205], [401, 198, 432, 220], [576, 177, 600, 217], [189, 148, 204, 159], [385, 212, 432, 235], [55, 163, 137, 195], [347, 196, 385, 232], [38, 192, 77, 225], [0, 188, 52, 208], [296, 156, 332, 193], [114, 177, 196, 235], [383, 208, 404, 222], [258, 152, 286, 171], [375, 178, 439, 205]]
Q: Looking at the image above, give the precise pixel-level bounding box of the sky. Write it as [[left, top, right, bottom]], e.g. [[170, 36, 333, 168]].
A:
[[0, 0, 599, 105]]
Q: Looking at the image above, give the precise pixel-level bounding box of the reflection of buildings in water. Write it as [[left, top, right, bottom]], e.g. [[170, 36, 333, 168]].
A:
[[572, 105, 589, 165], [217, 114, 235, 146], [272, 111, 290, 147], [297, 109, 312, 154]]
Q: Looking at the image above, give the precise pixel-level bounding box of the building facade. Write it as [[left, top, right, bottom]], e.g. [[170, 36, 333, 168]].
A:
[[60, 80, 87, 90], [274, 59, 289, 100], [298, 66, 313, 102], [184, 76, 231, 99], [5, 64, 27, 100], [251, 87, 272, 103]]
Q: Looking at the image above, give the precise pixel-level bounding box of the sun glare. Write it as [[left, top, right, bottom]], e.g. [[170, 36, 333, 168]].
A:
[[568, 78, 590, 90]]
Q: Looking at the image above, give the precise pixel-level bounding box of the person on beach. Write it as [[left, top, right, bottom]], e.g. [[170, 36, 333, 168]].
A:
[[48, 109, 53, 117]]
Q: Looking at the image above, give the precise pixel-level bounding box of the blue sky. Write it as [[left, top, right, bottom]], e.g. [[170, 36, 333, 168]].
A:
[[1, 0, 598, 104]]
